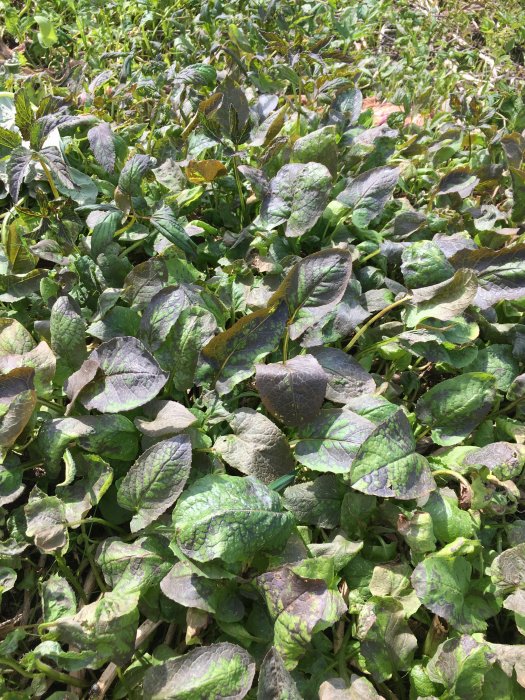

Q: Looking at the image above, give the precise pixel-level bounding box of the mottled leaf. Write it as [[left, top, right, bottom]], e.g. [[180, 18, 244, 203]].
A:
[[337, 166, 399, 227], [257, 646, 303, 700], [283, 474, 345, 528], [87, 121, 116, 173], [405, 269, 478, 327], [0, 367, 36, 449], [310, 347, 375, 403], [134, 400, 197, 437]]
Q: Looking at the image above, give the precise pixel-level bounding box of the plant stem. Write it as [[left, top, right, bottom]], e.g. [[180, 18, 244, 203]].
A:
[[344, 295, 412, 352], [37, 397, 65, 414], [55, 554, 88, 605], [36, 156, 61, 200], [232, 155, 246, 228], [34, 659, 90, 688], [0, 655, 34, 678], [432, 468, 473, 502], [81, 525, 108, 593]]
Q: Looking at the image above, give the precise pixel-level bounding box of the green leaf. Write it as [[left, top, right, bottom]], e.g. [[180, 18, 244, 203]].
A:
[[214, 408, 295, 484], [450, 245, 525, 309], [356, 598, 417, 682], [350, 410, 435, 498], [56, 453, 112, 523], [256, 565, 346, 669], [0, 126, 21, 150], [337, 166, 399, 227], [268, 248, 352, 340], [437, 167, 479, 197], [490, 543, 525, 595], [117, 434, 192, 531], [295, 408, 375, 474], [463, 344, 520, 392], [64, 336, 168, 413], [283, 474, 345, 528], [423, 489, 477, 543], [98, 536, 173, 595], [196, 302, 288, 395], [416, 372, 496, 446], [50, 295, 87, 371], [257, 162, 333, 238], [257, 646, 303, 700], [150, 205, 196, 257], [291, 126, 338, 176], [143, 642, 255, 700], [40, 575, 76, 623], [255, 354, 328, 427], [52, 591, 139, 668], [173, 474, 295, 563], [14, 89, 34, 138], [510, 167, 525, 222], [34, 14, 58, 47], [401, 240, 455, 289], [139, 284, 201, 352], [411, 551, 493, 632], [426, 635, 493, 699], [462, 441, 525, 480], [117, 153, 156, 196], [134, 400, 197, 437], [404, 269, 478, 327]]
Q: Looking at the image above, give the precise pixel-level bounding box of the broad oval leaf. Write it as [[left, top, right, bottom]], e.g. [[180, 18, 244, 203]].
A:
[[268, 248, 352, 340], [214, 408, 294, 484], [64, 336, 168, 413], [173, 474, 295, 563], [50, 295, 87, 371], [337, 166, 399, 227], [404, 269, 478, 327], [143, 642, 255, 700], [196, 302, 288, 396], [310, 347, 375, 403], [350, 410, 435, 499], [87, 121, 116, 173], [416, 372, 497, 446], [117, 434, 192, 531], [0, 367, 36, 449], [257, 646, 303, 700], [257, 162, 333, 238], [295, 408, 375, 474], [255, 354, 328, 427]]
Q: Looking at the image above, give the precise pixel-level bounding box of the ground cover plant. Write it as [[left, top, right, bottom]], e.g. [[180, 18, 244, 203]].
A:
[[1, 0, 525, 697]]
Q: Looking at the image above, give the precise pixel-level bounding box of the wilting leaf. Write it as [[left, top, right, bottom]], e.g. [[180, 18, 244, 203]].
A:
[[185, 159, 227, 183], [319, 676, 385, 700], [134, 400, 196, 437], [255, 354, 328, 427], [450, 245, 525, 309], [196, 302, 288, 395], [294, 408, 375, 474], [64, 336, 168, 413], [350, 410, 435, 499], [337, 166, 399, 227], [0, 367, 36, 449], [268, 248, 352, 340], [52, 591, 139, 668], [416, 372, 496, 446], [404, 269, 478, 327], [257, 162, 333, 238], [490, 543, 525, 594], [40, 575, 76, 623], [310, 347, 375, 403], [117, 434, 192, 531], [426, 636, 494, 699], [173, 474, 295, 563], [356, 598, 417, 682], [462, 441, 525, 480], [87, 121, 116, 173], [283, 474, 345, 528], [257, 646, 303, 700], [256, 566, 347, 669], [143, 642, 255, 700], [214, 408, 294, 484]]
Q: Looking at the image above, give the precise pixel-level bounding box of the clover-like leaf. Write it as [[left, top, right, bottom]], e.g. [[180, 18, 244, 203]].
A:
[[143, 642, 255, 700], [117, 434, 192, 531], [173, 474, 295, 563], [255, 354, 328, 427], [64, 336, 168, 413]]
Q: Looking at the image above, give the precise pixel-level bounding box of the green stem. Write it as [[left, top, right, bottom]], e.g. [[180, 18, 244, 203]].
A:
[[55, 554, 88, 605], [282, 328, 290, 363], [114, 215, 137, 237], [81, 525, 108, 593], [37, 397, 65, 414], [232, 155, 246, 228], [35, 156, 60, 199], [344, 295, 412, 352], [337, 620, 353, 685], [34, 659, 90, 688], [0, 655, 34, 679], [70, 517, 125, 535]]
